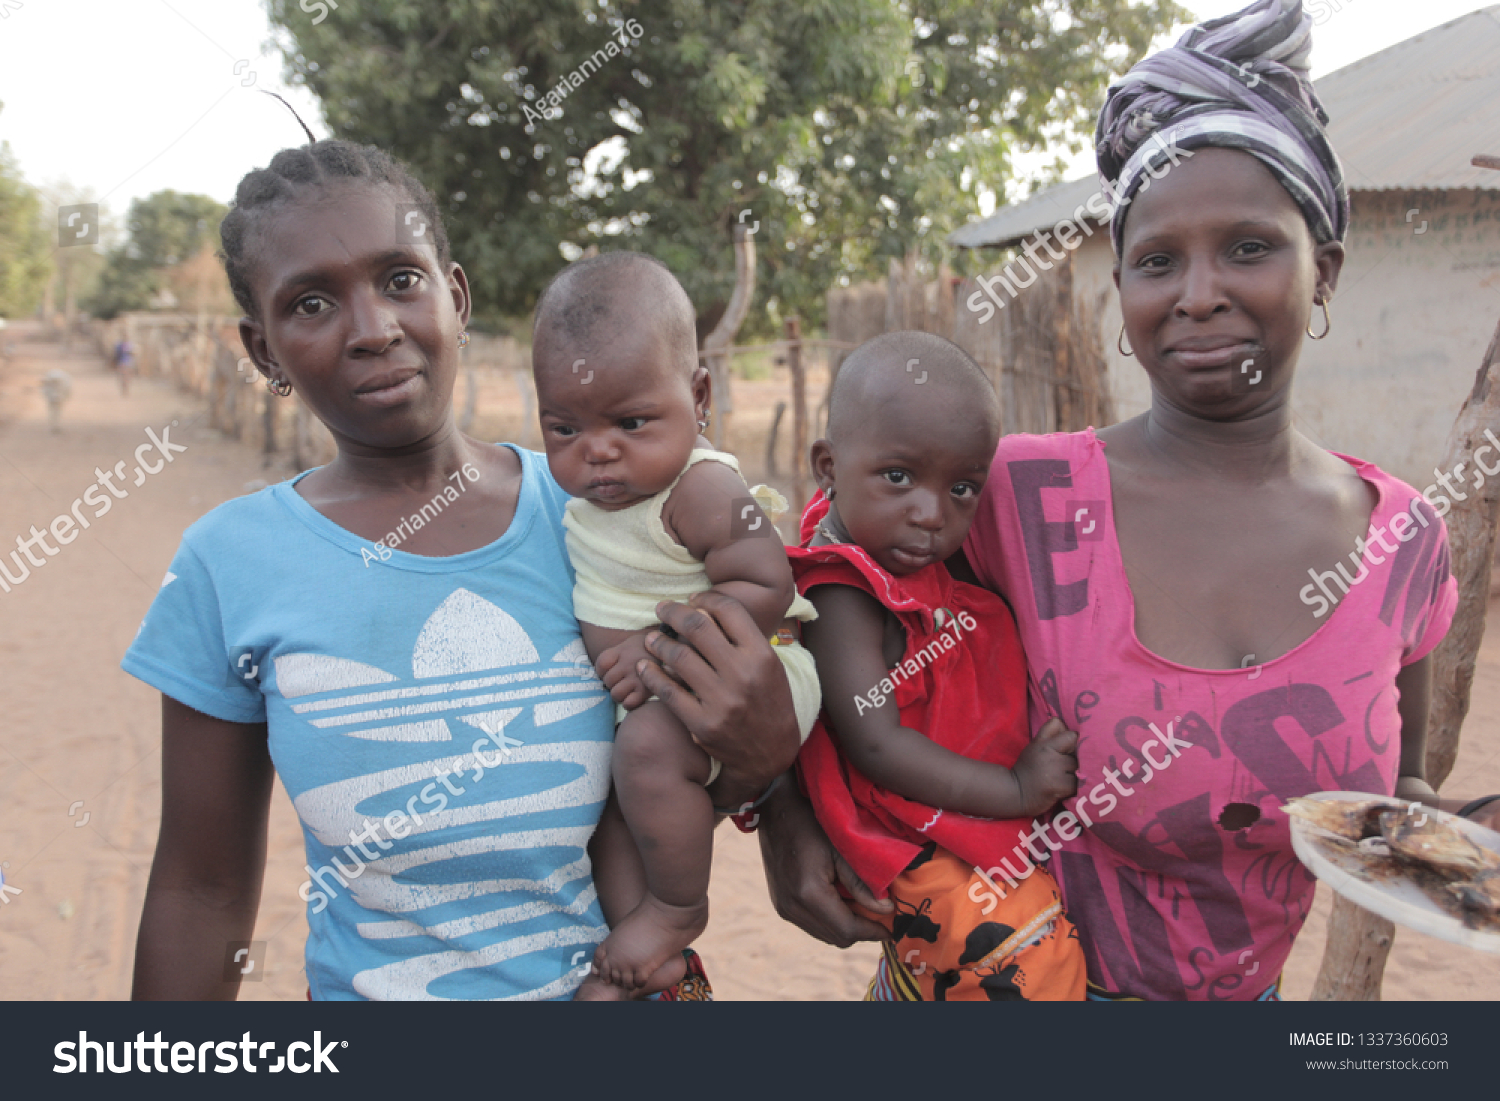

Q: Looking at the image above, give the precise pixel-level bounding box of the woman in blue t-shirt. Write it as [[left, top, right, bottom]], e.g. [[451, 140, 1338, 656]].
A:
[[124, 136, 799, 1000]]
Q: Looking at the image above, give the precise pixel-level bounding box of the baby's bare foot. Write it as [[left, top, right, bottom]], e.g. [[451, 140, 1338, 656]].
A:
[[594, 894, 708, 991], [573, 971, 630, 1001], [574, 948, 688, 1000]]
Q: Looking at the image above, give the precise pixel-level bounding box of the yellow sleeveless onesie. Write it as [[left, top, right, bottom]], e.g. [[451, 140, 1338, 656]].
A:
[[562, 449, 820, 782]]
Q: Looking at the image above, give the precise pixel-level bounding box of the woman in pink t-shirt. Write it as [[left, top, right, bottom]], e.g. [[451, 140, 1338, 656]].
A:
[[757, 0, 1499, 1000]]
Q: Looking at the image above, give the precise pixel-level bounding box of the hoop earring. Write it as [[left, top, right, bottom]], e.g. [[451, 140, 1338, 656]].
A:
[[457, 331, 470, 348], [1306, 299, 1331, 340], [826, 487, 836, 501], [1117, 324, 1134, 357], [267, 377, 293, 397]]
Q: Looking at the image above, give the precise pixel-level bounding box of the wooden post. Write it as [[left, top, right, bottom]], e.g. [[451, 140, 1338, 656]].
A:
[[786, 316, 808, 516], [514, 368, 537, 450], [208, 340, 226, 433], [765, 400, 786, 478], [1312, 161, 1500, 998], [1052, 255, 1076, 432], [1425, 318, 1500, 785], [702, 222, 757, 449]]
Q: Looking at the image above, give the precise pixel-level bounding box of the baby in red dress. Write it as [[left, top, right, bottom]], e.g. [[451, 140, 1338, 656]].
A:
[[790, 331, 1086, 1000]]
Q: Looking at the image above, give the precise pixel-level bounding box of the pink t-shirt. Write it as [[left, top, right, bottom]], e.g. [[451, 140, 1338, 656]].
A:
[[964, 430, 1458, 1000]]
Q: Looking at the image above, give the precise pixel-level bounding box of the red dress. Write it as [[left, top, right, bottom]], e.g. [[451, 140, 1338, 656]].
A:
[[788, 493, 1036, 896]]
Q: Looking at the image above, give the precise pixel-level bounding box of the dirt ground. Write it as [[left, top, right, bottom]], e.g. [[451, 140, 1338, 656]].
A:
[[0, 321, 1494, 1000]]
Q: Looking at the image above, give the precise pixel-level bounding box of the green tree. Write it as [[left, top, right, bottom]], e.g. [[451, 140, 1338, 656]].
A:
[[84, 190, 228, 319], [39, 181, 108, 326], [0, 104, 53, 319], [84, 249, 154, 320], [267, 0, 1183, 331], [124, 190, 228, 268]]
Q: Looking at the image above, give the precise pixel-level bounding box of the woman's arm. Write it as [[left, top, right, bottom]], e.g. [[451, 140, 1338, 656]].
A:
[[1393, 654, 1435, 801], [1391, 655, 1500, 830], [633, 591, 800, 813], [803, 584, 1076, 818], [132, 695, 276, 1000], [756, 777, 892, 947]]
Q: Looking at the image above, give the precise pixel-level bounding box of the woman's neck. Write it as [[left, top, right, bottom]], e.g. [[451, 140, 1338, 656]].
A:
[[325, 418, 477, 495], [1134, 390, 1305, 483]]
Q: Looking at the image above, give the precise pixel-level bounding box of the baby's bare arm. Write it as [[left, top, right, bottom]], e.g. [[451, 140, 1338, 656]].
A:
[[805, 585, 1079, 819], [663, 460, 795, 639]]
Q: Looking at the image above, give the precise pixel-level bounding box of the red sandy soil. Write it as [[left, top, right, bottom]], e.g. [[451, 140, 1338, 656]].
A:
[[0, 321, 1493, 1000]]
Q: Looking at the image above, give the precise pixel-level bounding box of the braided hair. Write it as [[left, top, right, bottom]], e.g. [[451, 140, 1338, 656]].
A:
[[219, 139, 451, 317]]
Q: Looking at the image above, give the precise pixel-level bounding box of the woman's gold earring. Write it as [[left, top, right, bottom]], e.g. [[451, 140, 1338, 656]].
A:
[[267, 377, 293, 397], [1306, 299, 1331, 340], [1117, 324, 1134, 357], [457, 331, 470, 348]]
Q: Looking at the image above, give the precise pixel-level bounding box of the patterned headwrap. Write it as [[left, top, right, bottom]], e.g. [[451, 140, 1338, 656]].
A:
[[1095, 0, 1348, 254]]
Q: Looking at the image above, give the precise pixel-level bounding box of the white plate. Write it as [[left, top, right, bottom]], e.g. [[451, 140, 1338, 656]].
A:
[[1287, 790, 1500, 954]]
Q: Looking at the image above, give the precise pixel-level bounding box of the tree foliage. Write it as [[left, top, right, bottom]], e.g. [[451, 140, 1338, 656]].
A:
[[124, 190, 230, 269], [85, 190, 228, 319], [0, 104, 53, 319], [83, 253, 149, 321], [267, 0, 1184, 332]]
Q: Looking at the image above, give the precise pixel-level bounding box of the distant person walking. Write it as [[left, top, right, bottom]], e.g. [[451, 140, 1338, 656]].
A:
[[41, 369, 72, 433], [112, 338, 136, 397]]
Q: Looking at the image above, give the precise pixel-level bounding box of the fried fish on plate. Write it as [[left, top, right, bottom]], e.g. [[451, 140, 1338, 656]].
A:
[[1448, 875, 1500, 917], [1378, 810, 1500, 880], [1281, 796, 1392, 842], [1284, 795, 1500, 928]]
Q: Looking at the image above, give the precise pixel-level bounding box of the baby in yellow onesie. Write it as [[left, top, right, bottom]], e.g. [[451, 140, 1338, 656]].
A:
[[531, 252, 819, 1000]]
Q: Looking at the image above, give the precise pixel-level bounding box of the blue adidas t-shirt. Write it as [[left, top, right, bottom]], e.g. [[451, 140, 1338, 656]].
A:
[[123, 445, 613, 1000]]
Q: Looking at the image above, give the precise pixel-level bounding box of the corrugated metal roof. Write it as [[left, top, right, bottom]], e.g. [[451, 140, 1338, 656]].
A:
[[1318, 5, 1500, 191], [951, 6, 1500, 249], [949, 176, 1103, 249]]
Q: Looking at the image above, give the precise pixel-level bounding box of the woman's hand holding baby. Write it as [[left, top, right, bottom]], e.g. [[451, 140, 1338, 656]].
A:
[[757, 779, 892, 948], [636, 592, 802, 812]]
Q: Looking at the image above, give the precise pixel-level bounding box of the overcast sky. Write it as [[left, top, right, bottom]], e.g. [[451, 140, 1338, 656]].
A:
[[0, 0, 1492, 231]]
